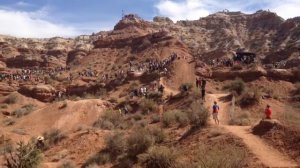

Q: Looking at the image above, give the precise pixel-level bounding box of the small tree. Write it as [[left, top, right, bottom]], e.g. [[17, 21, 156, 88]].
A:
[[223, 78, 246, 95], [5, 141, 42, 168]]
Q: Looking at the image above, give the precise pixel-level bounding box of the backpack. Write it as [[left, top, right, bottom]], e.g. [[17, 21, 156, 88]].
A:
[[213, 105, 219, 113]]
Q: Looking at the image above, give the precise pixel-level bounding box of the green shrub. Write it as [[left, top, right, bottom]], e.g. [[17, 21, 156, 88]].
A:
[[127, 128, 154, 158], [151, 114, 161, 123], [138, 146, 180, 168], [238, 88, 261, 107], [5, 141, 42, 168], [105, 133, 126, 160], [188, 101, 209, 127], [43, 129, 66, 149], [140, 99, 157, 114], [93, 110, 123, 130], [4, 95, 17, 104], [223, 78, 246, 95]]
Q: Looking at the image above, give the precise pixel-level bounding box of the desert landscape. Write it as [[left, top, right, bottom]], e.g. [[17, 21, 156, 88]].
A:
[[0, 10, 300, 168]]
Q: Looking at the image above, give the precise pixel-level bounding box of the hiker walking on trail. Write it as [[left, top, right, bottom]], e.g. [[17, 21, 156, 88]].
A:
[[201, 79, 206, 101], [265, 105, 272, 119], [212, 101, 220, 125]]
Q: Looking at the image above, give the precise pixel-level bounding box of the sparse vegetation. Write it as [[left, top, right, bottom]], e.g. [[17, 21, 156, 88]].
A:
[[93, 110, 123, 130], [138, 146, 180, 168], [4, 94, 17, 104], [0, 142, 13, 155], [13, 104, 35, 118], [105, 133, 126, 160], [127, 128, 154, 159], [0, 104, 8, 109], [150, 114, 161, 123], [238, 88, 261, 107], [229, 111, 251, 126], [223, 78, 246, 95], [162, 110, 176, 127], [3, 118, 15, 126], [140, 99, 157, 114], [195, 144, 247, 168], [149, 127, 167, 144], [58, 161, 76, 168], [188, 101, 209, 127], [174, 110, 189, 127], [5, 141, 42, 168], [43, 129, 66, 149]]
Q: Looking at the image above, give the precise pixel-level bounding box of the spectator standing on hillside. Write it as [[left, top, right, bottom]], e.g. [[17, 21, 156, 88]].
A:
[[201, 79, 207, 101], [265, 105, 272, 119], [212, 101, 220, 125]]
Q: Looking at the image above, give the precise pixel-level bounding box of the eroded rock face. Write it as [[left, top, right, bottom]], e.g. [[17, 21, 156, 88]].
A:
[[0, 83, 16, 96], [18, 84, 56, 102], [212, 67, 267, 81]]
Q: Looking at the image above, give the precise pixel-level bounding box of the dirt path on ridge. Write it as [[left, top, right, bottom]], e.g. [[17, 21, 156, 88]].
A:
[[206, 94, 298, 167]]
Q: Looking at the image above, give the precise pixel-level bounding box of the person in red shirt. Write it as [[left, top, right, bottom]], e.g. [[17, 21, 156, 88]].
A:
[[265, 105, 272, 119]]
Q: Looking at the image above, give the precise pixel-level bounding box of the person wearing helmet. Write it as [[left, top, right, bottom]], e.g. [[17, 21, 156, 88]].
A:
[[36, 136, 45, 150]]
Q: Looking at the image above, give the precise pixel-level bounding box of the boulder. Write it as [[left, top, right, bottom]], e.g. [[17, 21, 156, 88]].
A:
[[252, 119, 282, 136], [18, 85, 56, 102]]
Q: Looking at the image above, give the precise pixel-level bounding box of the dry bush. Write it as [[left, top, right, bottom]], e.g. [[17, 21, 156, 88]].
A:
[[58, 161, 76, 168], [0, 104, 8, 109], [223, 78, 246, 95], [127, 128, 154, 159], [2, 118, 15, 126], [140, 99, 157, 114], [195, 144, 247, 168], [93, 110, 123, 130], [229, 111, 251, 126], [174, 111, 189, 127], [188, 101, 209, 127], [150, 114, 161, 123], [105, 133, 126, 160], [149, 127, 167, 144], [132, 113, 143, 121], [4, 94, 17, 104], [43, 129, 66, 149], [147, 92, 163, 100], [238, 88, 261, 107], [162, 111, 176, 127], [83, 151, 111, 167], [13, 104, 35, 118], [0, 142, 13, 155], [5, 141, 42, 168], [138, 146, 180, 168]]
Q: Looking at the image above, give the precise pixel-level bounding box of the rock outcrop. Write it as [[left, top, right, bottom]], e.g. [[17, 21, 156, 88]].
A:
[[18, 85, 56, 102]]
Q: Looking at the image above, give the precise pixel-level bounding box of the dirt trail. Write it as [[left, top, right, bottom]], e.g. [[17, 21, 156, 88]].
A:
[[207, 94, 298, 167]]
